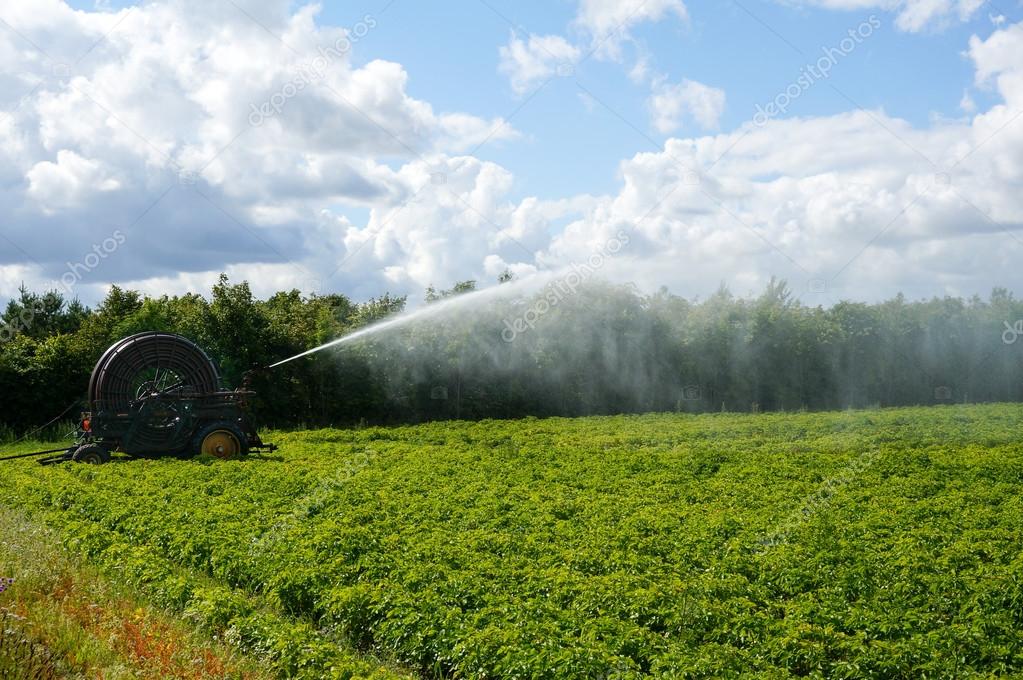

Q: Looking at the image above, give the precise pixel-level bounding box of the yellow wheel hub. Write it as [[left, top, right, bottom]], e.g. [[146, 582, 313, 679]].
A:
[[201, 431, 241, 459]]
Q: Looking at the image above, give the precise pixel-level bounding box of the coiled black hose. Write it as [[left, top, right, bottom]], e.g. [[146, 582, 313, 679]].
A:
[[88, 332, 220, 412]]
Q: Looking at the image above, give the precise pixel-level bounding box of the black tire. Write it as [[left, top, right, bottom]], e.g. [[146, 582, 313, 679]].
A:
[[193, 422, 249, 459], [73, 444, 111, 465]]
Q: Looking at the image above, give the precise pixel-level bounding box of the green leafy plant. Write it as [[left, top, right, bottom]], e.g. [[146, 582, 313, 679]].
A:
[[2, 404, 1023, 677]]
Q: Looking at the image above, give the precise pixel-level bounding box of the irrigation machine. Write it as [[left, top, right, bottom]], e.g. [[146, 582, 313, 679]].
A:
[[2, 332, 276, 465]]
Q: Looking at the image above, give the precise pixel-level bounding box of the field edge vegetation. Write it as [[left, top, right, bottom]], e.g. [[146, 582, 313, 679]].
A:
[[0, 504, 277, 679]]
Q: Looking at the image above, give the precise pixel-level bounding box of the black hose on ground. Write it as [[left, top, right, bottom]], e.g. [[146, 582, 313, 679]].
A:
[[2, 400, 80, 446], [0, 447, 75, 462]]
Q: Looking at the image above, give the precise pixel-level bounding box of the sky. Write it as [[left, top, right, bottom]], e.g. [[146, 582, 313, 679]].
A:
[[1, 0, 1022, 310]]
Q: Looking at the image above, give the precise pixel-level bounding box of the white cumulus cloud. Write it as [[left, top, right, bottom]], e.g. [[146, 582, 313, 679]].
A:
[[648, 79, 727, 132], [574, 0, 688, 58], [26, 150, 121, 214], [2, 1, 1023, 311], [498, 33, 581, 95], [0, 0, 518, 303]]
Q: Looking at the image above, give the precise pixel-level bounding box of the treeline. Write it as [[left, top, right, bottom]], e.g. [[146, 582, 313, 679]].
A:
[[2, 274, 1022, 434], [0, 276, 406, 434]]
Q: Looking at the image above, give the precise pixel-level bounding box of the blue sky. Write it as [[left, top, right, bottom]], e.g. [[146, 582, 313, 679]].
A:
[[302, 0, 996, 199], [4, 0, 1023, 307]]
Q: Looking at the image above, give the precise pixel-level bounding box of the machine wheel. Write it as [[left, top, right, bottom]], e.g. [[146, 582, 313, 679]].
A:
[[194, 423, 249, 459], [73, 444, 111, 465]]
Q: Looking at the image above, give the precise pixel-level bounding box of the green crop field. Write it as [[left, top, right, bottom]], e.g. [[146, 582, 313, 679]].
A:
[[2, 404, 1022, 678]]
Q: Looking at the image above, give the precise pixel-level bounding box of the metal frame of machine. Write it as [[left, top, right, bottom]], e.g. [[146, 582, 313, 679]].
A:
[[3, 332, 276, 465]]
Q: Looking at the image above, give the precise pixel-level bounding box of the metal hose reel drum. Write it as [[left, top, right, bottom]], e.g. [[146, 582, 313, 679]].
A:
[[79, 332, 274, 461], [2, 332, 276, 465], [88, 332, 220, 413]]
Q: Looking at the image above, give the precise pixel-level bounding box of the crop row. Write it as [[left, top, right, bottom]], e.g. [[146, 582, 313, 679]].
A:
[[1, 405, 1022, 678]]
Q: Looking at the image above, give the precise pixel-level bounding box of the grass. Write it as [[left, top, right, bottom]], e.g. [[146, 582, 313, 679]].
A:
[[0, 504, 270, 679], [1, 403, 1022, 677], [0, 420, 78, 446], [0, 608, 59, 679]]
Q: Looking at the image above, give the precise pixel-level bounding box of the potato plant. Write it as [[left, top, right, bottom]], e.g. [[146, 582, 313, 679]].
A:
[[1, 404, 1022, 678]]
